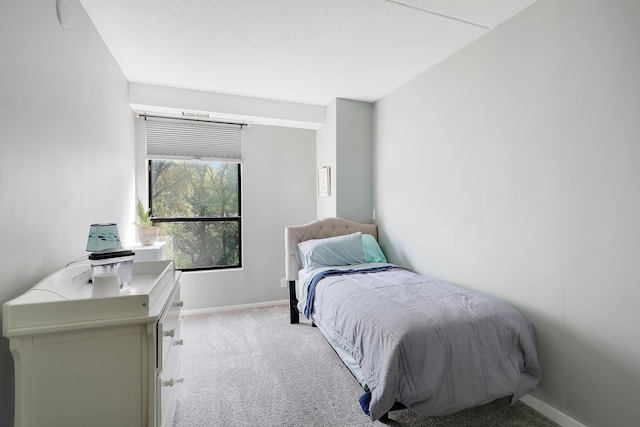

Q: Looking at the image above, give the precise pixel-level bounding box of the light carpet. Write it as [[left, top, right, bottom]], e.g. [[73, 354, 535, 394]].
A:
[[173, 304, 559, 427]]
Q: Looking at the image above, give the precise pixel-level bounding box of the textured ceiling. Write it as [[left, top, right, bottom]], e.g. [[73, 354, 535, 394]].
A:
[[79, 0, 537, 106]]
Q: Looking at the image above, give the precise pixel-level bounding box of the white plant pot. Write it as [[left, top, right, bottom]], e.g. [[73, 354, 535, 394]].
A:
[[136, 227, 159, 246]]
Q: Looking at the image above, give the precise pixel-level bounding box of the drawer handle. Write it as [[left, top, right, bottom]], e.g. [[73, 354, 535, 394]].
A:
[[163, 329, 175, 337], [163, 377, 184, 387], [175, 339, 184, 346], [176, 301, 184, 308]]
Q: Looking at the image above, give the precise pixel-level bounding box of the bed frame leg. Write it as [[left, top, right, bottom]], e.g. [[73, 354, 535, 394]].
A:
[[288, 280, 299, 324]]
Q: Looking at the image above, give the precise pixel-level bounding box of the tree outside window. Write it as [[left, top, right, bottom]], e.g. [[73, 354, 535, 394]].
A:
[[149, 159, 241, 270]]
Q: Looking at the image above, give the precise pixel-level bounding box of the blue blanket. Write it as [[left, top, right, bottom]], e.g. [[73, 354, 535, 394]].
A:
[[303, 266, 398, 319]]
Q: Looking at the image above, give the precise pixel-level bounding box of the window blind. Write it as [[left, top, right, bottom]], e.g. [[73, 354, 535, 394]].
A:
[[145, 116, 243, 162]]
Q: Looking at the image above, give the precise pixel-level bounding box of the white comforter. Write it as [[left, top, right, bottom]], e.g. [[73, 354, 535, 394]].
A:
[[300, 265, 541, 421]]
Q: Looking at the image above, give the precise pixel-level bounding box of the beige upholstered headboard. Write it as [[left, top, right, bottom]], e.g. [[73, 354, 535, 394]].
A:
[[285, 217, 378, 281]]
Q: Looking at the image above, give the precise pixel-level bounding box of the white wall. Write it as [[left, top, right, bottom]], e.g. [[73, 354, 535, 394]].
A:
[[316, 100, 338, 219], [175, 124, 317, 310], [374, 1, 640, 426], [316, 98, 374, 222], [336, 99, 373, 224], [0, 1, 135, 425]]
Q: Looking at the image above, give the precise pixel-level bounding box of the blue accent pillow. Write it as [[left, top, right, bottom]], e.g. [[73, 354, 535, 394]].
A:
[[362, 234, 387, 263], [298, 232, 364, 269]]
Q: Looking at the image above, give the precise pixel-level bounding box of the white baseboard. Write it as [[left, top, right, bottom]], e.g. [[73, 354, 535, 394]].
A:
[[521, 395, 586, 427], [181, 299, 288, 317]]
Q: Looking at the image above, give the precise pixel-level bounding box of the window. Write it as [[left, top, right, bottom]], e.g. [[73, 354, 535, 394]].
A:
[[143, 116, 244, 271], [149, 159, 241, 270]]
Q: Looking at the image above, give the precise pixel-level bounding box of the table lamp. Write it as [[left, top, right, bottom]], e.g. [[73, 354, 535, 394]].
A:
[[86, 223, 122, 253], [86, 223, 135, 290]]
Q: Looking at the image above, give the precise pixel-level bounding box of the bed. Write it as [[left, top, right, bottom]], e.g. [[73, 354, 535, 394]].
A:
[[285, 217, 541, 421]]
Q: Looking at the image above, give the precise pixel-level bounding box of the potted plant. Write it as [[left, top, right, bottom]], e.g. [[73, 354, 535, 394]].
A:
[[135, 197, 159, 246]]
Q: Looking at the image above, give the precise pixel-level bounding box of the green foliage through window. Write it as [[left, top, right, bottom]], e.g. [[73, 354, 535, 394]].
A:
[[149, 160, 241, 270]]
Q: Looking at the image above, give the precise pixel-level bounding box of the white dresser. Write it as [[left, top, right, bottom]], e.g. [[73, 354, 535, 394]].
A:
[[2, 260, 183, 427]]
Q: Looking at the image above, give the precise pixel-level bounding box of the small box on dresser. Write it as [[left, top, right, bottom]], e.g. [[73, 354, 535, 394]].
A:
[[129, 241, 167, 262]]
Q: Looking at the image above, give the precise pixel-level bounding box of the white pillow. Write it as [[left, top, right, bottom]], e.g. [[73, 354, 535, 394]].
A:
[[298, 232, 364, 269]]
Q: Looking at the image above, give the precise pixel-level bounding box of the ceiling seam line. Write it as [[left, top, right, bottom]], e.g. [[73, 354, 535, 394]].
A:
[[381, 0, 492, 30]]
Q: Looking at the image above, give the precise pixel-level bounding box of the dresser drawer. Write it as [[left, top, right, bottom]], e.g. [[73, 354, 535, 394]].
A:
[[156, 281, 182, 427], [157, 344, 182, 427], [157, 284, 182, 370]]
